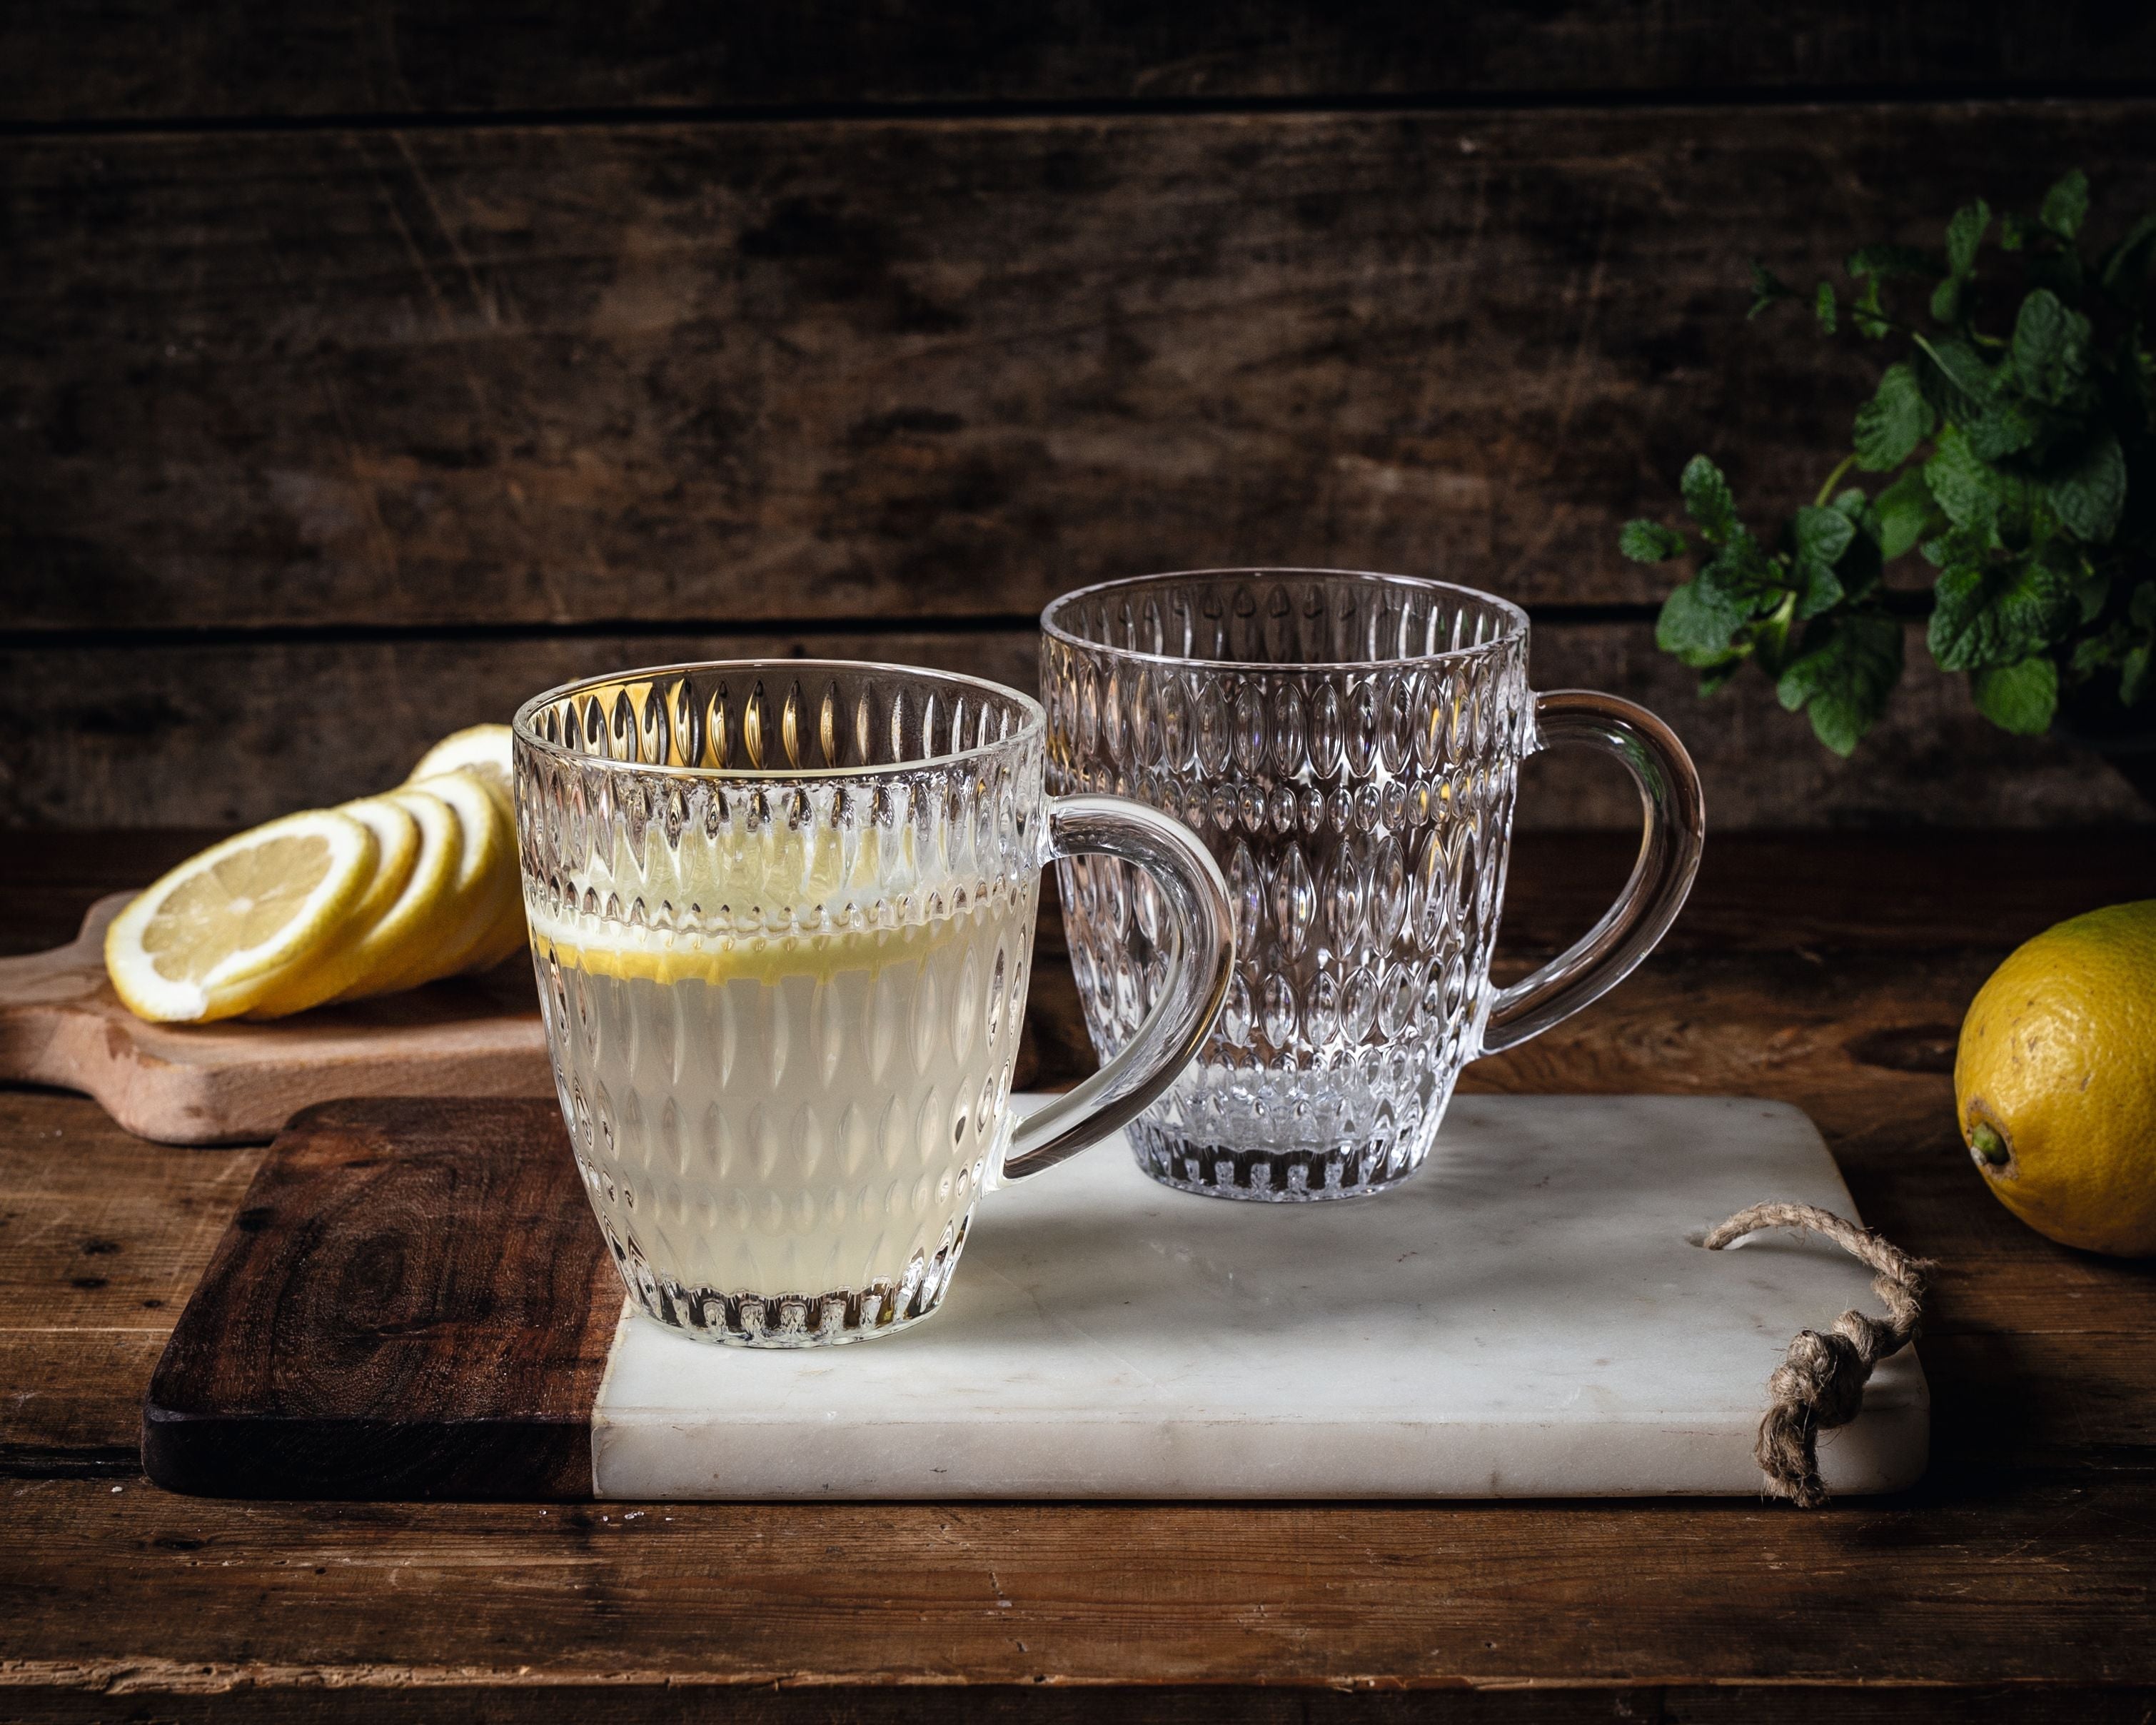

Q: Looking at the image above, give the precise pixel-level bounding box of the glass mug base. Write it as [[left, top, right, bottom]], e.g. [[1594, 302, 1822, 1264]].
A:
[[1125, 1113, 1445, 1202], [600, 1213, 972, 1348]]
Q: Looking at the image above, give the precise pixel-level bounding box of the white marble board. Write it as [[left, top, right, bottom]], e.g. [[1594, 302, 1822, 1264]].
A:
[[593, 1094, 1928, 1500]]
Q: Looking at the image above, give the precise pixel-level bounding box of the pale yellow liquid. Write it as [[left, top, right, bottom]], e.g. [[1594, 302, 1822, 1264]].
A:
[[534, 882, 1038, 1322]]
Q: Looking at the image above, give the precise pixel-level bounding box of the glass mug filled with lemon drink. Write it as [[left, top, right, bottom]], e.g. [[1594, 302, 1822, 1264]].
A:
[[513, 662, 1234, 1347]]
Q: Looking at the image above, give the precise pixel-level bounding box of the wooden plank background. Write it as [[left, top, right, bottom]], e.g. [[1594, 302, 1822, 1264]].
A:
[[4, 9, 2154, 830], [7, 2, 2156, 121]]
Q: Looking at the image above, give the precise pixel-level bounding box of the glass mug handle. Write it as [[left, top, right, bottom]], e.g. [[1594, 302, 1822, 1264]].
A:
[[1476, 690, 1706, 1057], [1002, 795, 1237, 1180]]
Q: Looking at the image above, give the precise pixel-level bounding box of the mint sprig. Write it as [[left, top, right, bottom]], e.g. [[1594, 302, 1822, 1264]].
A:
[[1624, 170, 2156, 755]]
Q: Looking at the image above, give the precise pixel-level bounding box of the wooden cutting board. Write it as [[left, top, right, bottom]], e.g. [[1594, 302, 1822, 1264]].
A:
[[142, 1093, 1927, 1502], [0, 894, 551, 1145]]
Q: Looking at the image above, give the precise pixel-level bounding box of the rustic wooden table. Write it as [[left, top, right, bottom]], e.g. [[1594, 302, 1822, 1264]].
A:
[[3, 828, 2152, 1723]]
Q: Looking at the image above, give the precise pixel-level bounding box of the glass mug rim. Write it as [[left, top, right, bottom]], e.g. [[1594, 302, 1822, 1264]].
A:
[[1041, 567, 1531, 673], [512, 656, 1048, 783]]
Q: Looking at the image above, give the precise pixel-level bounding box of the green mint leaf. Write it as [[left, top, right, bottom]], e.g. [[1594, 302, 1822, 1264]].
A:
[[1785, 513, 1854, 620], [1873, 468, 1940, 560], [1793, 558, 1845, 619], [1848, 243, 1943, 280], [1853, 363, 1935, 471], [1657, 578, 1751, 665], [1815, 281, 1838, 333], [1748, 263, 1793, 319], [1852, 273, 1892, 340], [1945, 199, 1991, 277], [1619, 520, 1689, 563], [1837, 523, 1885, 600], [1791, 505, 1858, 568], [2045, 431, 2127, 541], [1917, 336, 1995, 423], [1928, 336, 1998, 399], [2009, 287, 2068, 380], [2074, 567, 2110, 625], [2040, 169, 2090, 241], [2124, 643, 2152, 708], [1929, 276, 1965, 324], [1962, 399, 2040, 462], [2071, 632, 2121, 678], [1923, 426, 2036, 533], [2009, 288, 2092, 405], [1923, 428, 2009, 534], [1830, 487, 1869, 523], [1927, 556, 2079, 670], [1697, 535, 1785, 610], [1775, 615, 1904, 755], [1920, 524, 1988, 570], [1971, 655, 2059, 735], [2000, 213, 2035, 253], [2098, 211, 2156, 303], [1678, 455, 1741, 543]]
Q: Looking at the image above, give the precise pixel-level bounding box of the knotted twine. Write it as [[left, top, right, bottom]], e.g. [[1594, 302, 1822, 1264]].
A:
[[1703, 1202, 1933, 1509]]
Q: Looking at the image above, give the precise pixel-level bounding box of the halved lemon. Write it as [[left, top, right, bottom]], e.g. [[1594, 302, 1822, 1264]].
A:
[[407, 723, 514, 813], [246, 797, 421, 1017], [105, 810, 379, 1023]]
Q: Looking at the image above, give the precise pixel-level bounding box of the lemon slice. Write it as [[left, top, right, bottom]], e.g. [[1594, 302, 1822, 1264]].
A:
[[466, 889, 533, 970], [400, 770, 519, 984], [105, 810, 378, 1023], [334, 787, 469, 1000], [426, 760, 530, 973], [460, 870, 535, 974], [406, 723, 514, 812], [246, 797, 420, 1017]]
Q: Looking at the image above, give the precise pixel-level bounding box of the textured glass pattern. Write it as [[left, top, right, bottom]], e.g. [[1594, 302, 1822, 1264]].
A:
[[1044, 573, 1532, 1200], [517, 663, 1045, 1344]]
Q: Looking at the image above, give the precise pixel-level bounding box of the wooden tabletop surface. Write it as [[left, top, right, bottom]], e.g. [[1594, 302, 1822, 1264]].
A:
[[3, 828, 2153, 1723]]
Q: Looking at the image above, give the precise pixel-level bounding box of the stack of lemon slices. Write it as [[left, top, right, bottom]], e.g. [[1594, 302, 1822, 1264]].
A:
[[104, 725, 528, 1024]]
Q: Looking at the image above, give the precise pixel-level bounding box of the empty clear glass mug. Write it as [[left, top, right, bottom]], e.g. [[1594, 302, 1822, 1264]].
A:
[[1043, 570, 1706, 1202], [513, 661, 1235, 1345]]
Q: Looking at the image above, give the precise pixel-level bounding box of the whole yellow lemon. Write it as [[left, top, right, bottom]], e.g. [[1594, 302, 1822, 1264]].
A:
[[1955, 900, 2156, 1257]]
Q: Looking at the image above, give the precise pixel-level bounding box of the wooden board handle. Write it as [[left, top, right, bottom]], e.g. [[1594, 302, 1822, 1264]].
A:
[[0, 892, 551, 1146]]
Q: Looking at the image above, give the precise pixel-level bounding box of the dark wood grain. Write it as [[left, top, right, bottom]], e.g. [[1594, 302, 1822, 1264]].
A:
[[141, 1098, 615, 1500], [7, 1689, 2156, 1725], [6, 1, 2154, 126], [9, 104, 2155, 634], [4, 1472, 2154, 1691], [5, 620, 2148, 830]]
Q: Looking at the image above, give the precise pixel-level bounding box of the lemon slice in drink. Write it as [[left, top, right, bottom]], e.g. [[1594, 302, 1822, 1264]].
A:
[[245, 797, 420, 1017], [105, 810, 379, 1023], [406, 723, 513, 812]]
